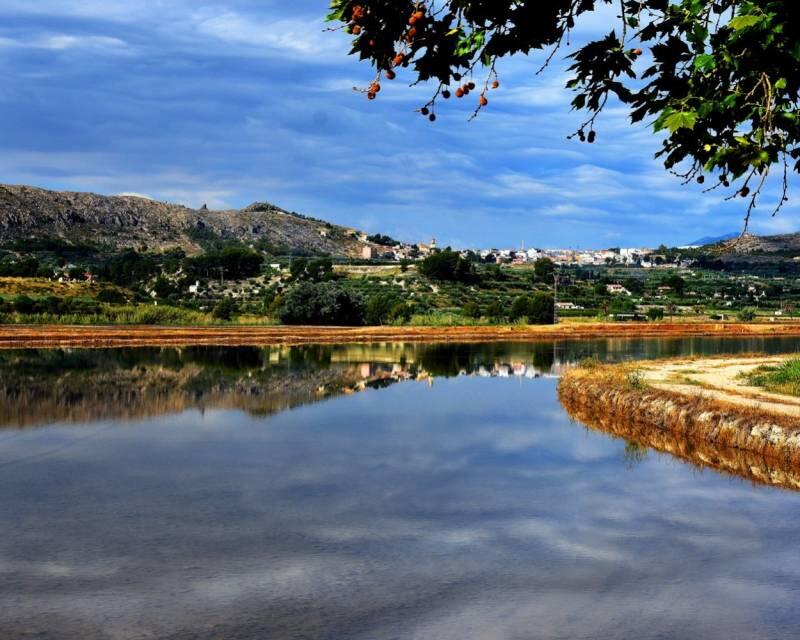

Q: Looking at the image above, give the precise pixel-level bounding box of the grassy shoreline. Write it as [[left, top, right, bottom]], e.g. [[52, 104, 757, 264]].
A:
[[4, 321, 800, 349]]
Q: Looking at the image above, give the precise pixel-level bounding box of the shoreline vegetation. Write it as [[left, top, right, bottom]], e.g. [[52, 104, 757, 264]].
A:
[[6, 321, 800, 349], [559, 356, 800, 483]]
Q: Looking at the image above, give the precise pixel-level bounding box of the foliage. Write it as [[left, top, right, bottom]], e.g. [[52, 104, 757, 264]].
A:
[[0, 256, 41, 278], [97, 288, 128, 304], [329, 0, 800, 221], [661, 274, 686, 295], [97, 250, 159, 287], [0, 294, 101, 316], [509, 293, 555, 324], [485, 299, 507, 321], [367, 233, 399, 246], [290, 257, 335, 282], [747, 359, 800, 396], [462, 300, 482, 318], [366, 292, 403, 324], [534, 258, 556, 282], [212, 298, 238, 321], [278, 282, 366, 326], [738, 307, 756, 321], [646, 307, 665, 321], [185, 246, 264, 281], [418, 250, 477, 283], [626, 370, 648, 391]]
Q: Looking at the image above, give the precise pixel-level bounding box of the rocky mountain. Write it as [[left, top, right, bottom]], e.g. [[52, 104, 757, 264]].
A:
[[720, 231, 800, 254], [0, 184, 377, 257]]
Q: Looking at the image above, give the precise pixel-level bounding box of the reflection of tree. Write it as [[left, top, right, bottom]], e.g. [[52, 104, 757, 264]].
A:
[[559, 384, 800, 492], [623, 441, 649, 470], [0, 342, 573, 429]]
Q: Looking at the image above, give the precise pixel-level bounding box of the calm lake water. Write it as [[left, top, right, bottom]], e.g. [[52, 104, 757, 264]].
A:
[[3, 338, 800, 639]]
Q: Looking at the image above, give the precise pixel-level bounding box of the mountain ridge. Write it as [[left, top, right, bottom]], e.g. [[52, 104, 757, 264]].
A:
[[0, 184, 376, 257], [688, 232, 739, 246]]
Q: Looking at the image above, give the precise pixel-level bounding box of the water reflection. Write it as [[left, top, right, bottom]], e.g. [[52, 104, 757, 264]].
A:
[[3, 339, 800, 638], [4, 336, 800, 430], [560, 384, 800, 491], [2, 369, 800, 639]]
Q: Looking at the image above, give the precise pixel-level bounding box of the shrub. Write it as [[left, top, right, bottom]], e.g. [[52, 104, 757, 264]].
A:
[[366, 293, 402, 325], [626, 370, 648, 391], [485, 299, 507, 322], [97, 288, 127, 304], [12, 295, 35, 314], [289, 257, 334, 282], [278, 282, 366, 326], [389, 301, 414, 324], [534, 258, 555, 282], [212, 298, 238, 321], [510, 293, 555, 324], [462, 301, 482, 319], [646, 308, 665, 322], [738, 308, 756, 322]]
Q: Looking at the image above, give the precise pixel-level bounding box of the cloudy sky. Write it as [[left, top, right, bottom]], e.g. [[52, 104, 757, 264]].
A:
[[2, 1, 798, 248]]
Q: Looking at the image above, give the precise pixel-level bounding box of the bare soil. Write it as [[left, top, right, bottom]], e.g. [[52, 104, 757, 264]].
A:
[[3, 321, 800, 349]]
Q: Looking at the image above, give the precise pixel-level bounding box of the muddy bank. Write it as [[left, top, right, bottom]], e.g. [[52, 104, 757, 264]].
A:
[[560, 381, 800, 491], [559, 361, 800, 482], [4, 321, 800, 349]]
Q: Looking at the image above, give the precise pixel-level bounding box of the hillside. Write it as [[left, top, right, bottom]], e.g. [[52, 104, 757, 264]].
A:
[[0, 184, 376, 257], [720, 231, 800, 254]]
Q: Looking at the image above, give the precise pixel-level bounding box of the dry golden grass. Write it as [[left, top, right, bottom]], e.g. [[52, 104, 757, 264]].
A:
[[0, 277, 107, 298]]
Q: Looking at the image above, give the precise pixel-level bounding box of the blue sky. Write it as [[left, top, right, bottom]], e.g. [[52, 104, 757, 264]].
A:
[[2, 1, 798, 248]]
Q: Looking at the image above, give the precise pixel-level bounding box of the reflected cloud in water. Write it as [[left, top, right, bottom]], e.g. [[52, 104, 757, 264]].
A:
[[1, 339, 800, 638]]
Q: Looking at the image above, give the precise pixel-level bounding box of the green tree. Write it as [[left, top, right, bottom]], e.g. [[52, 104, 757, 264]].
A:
[[389, 301, 414, 324], [212, 298, 238, 321], [510, 293, 555, 324], [97, 288, 127, 304], [289, 257, 334, 282], [646, 307, 665, 322], [366, 293, 402, 325], [419, 250, 476, 283], [278, 282, 366, 326], [462, 301, 482, 319], [662, 274, 687, 295], [329, 1, 800, 224], [534, 258, 556, 282], [485, 299, 506, 322], [185, 246, 264, 281]]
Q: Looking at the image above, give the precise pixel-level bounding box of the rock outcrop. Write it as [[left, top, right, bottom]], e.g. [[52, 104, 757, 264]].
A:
[[0, 184, 369, 256]]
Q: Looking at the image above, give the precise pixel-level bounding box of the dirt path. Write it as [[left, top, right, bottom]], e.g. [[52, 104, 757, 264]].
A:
[[3, 321, 800, 349], [638, 356, 800, 418]]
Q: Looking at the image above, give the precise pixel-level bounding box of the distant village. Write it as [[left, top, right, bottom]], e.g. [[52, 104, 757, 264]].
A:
[[357, 231, 689, 269]]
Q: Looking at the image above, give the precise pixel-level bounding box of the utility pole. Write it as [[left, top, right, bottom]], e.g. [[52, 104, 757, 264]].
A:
[[217, 267, 226, 288]]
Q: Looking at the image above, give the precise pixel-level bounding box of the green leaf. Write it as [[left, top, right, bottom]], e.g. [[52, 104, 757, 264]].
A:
[[775, 77, 787, 90], [729, 15, 763, 31], [662, 111, 698, 133], [693, 54, 716, 72]]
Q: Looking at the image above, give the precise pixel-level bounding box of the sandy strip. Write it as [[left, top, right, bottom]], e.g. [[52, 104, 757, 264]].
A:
[[639, 356, 800, 418]]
